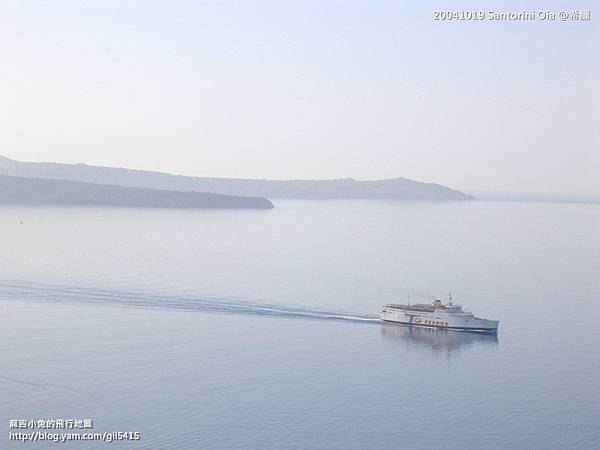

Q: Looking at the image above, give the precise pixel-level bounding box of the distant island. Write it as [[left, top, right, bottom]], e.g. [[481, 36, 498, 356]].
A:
[[0, 174, 274, 209], [0, 156, 473, 202]]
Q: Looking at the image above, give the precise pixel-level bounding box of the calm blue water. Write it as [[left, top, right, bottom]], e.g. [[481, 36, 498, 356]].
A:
[[1, 200, 599, 449]]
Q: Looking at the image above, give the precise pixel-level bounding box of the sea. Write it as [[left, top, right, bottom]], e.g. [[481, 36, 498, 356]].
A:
[[1, 200, 599, 449]]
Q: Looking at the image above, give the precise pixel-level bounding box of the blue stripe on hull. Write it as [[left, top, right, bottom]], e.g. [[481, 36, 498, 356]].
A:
[[381, 319, 498, 334]]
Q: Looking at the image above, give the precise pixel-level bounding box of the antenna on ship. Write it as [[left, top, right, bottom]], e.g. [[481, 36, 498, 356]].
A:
[[407, 292, 411, 305], [448, 292, 453, 306]]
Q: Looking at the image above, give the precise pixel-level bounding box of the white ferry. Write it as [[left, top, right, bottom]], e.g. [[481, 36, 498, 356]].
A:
[[381, 294, 499, 333]]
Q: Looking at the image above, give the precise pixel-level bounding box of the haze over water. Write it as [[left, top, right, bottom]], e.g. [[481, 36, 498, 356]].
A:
[[1, 200, 599, 449]]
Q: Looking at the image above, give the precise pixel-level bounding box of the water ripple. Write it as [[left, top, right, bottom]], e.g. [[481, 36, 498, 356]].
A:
[[0, 280, 379, 324]]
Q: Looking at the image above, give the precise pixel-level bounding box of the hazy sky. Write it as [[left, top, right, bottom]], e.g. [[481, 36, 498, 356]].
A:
[[1, 0, 598, 195]]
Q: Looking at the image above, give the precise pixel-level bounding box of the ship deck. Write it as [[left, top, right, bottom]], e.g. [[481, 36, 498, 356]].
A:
[[385, 304, 436, 312]]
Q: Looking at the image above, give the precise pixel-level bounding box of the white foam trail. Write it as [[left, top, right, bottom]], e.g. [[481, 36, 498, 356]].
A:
[[0, 281, 380, 324]]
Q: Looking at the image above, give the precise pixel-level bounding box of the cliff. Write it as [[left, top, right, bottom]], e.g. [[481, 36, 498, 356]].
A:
[[0, 174, 274, 209]]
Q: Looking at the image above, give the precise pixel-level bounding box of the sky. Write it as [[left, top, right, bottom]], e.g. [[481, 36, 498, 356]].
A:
[[0, 0, 598, 196]]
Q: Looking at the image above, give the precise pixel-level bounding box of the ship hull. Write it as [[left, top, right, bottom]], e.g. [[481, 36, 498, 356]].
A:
[[380, 310, 498, 334]]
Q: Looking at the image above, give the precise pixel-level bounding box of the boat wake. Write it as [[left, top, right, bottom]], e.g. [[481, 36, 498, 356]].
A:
[[0, 281, 379, 324]]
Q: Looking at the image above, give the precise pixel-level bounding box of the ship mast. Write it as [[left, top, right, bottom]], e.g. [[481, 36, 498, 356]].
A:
[[448, 292, 453, 306]]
